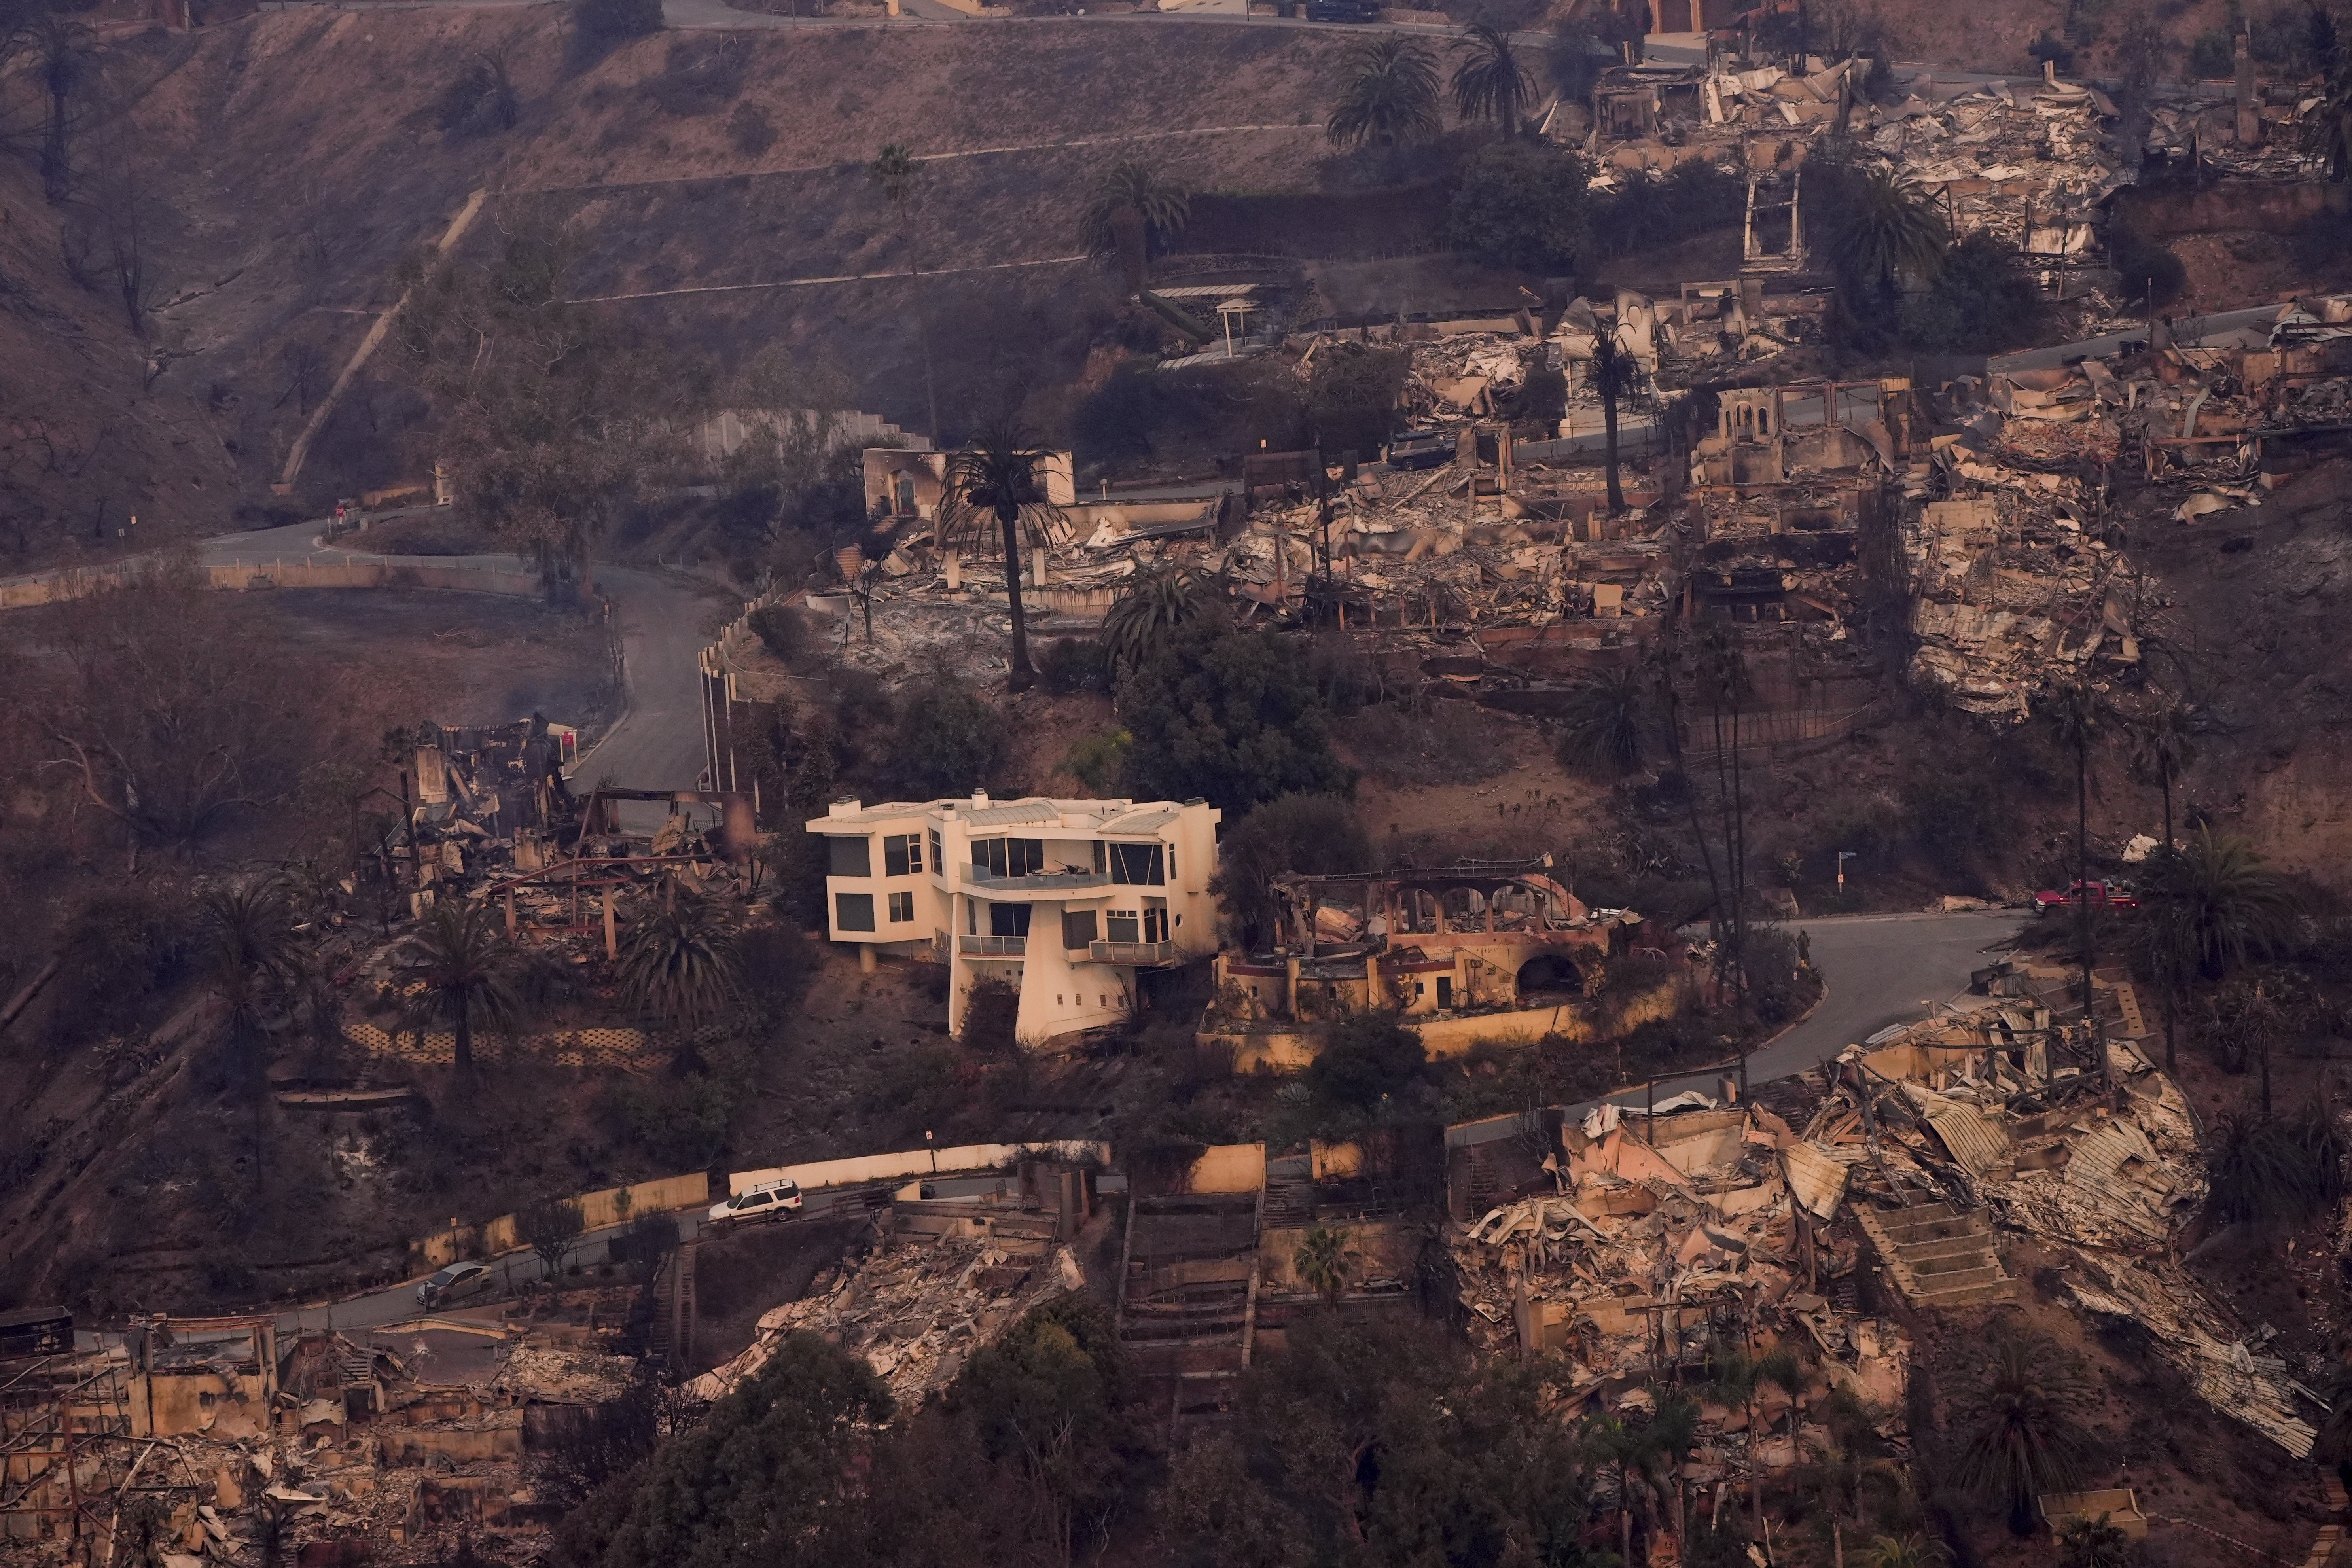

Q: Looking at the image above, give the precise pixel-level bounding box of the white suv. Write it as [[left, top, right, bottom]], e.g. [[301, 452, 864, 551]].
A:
[[708, 1180, 803, 1227]]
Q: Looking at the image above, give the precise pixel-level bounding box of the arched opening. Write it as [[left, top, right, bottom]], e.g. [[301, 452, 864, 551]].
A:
[[1515, 952, 1584, 1001]]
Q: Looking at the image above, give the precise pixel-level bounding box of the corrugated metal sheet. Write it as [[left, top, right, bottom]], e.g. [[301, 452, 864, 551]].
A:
[[1904, 1084, 2012, 1177], [2066, 1117, 2154, 1192], [1782, 1141, 1848, 1220]]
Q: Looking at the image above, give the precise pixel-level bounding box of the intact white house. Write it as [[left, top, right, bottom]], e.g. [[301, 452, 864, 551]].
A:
[[808, 793, 1222, 1045]]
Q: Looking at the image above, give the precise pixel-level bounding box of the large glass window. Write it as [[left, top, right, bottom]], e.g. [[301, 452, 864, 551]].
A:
[[1107, 842, 1164, 885], [1105, 909, 1140, 943], [884, 833, 923, 877], [973, 837, 1045, 878], [1062, 910, 1098, 948], [835, 892, 876, 932], [888, 891, 915, 923], [827, 836, 871, 878], [928, 828, 943, 873], [987, 903, 1032, 937], [1143, 905, 1170, 943]]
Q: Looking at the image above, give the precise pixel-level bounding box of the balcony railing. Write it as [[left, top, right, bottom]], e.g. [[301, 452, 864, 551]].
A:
[[959, 865, 1110, 892], [1089, 939, 1178, 966], [958, 934, 1028, 956]]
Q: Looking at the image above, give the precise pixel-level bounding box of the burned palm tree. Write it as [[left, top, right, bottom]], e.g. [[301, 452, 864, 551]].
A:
[[617, 891, 744, 1052], [939, 424, 1066, 692], [1587, 331, 1638, 515]]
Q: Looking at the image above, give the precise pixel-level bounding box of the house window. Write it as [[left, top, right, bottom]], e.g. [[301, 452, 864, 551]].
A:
[[1142, 905, 1170, 943], [827, 837, 871, 878], [1107, 842, 1164, 885], [987, 903, 1032, 938], [928, 828, 943, 871], [884, 833, 923, 877], [973, 837, 1045, 878], [1105, 909, 1140, 943], [1091, 841, 1106, 873], [1062, 909, 1098, 949], [888, 891, 915, 923], [836, 892, 876, 932]]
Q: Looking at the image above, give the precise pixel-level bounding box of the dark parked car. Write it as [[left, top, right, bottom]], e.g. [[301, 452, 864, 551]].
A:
[[1387, 429, 1451, 470]]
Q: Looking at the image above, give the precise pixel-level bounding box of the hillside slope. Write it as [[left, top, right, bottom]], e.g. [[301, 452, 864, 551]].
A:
[[0, 11, 1368, 569]]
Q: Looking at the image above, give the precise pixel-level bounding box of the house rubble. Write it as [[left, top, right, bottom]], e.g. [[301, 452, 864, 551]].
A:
[[0, 1312, 639, 1563]]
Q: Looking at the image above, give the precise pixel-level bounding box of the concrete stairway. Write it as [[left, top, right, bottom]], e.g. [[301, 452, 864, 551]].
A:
[[1854, 1201, 2018, 1308]]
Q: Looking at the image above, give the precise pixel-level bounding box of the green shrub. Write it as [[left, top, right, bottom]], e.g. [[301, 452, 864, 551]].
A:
[[960, 977, 1022, 1054], [1038, 637, 1109, 696], [1307, 1013, 1427, 1108], [1447, 140, 1590, 272], [748, 604, 809, 667], [1901, 232, 2048, 353], [1114, 614, 1354, 809], [892, 679, 1006, 797], [604, 1072, 740, 1168], [1064, 728, 1132, 794]]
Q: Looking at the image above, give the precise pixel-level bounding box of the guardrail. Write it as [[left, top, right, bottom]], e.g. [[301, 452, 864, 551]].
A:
[[1091, 939, 1176, 965], [960, 865, 1110, 891], [959, 934, 1028, 956]]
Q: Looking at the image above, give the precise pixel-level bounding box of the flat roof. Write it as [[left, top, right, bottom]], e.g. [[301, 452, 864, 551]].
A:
[[811, 795, 1203, 830]]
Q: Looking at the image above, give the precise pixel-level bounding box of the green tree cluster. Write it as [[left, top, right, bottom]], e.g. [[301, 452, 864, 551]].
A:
[[1113, 611, 1355, 810], [1447, 140, 1589, 272], [1307, 343, 1410, 461]]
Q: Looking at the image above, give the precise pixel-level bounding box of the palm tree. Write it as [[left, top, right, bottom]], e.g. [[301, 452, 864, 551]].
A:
[[939, 424, 1066, 692], [1828, 168, 1945, 312], [204, 879, 299, 1190], [398, 899, 529, 1074], [1079, 160, 1190, 299], [1706, 1340, 1799, 1525], [2044, 680, 2104, 1014], [1326, 37, 1442, 168], [1584, 1415, 1662, 1566], [1101, 564, 1206, 679], [203, 879, 299, 1084], [1292, 1225, 1358, 1306], [1587, 331, 1638, 514], [1555, 665, 1649, 776], [617, 891, 744, 1044], [2137, 827, 2296, 981], [1950, 1331, 2093, 1535], [2129, 702, 2195, 853], [1452, 23, 1536, 136]]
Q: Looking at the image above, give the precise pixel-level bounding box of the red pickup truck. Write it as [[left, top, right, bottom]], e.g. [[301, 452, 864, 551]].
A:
[[2032, 880, 2140, 915]]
